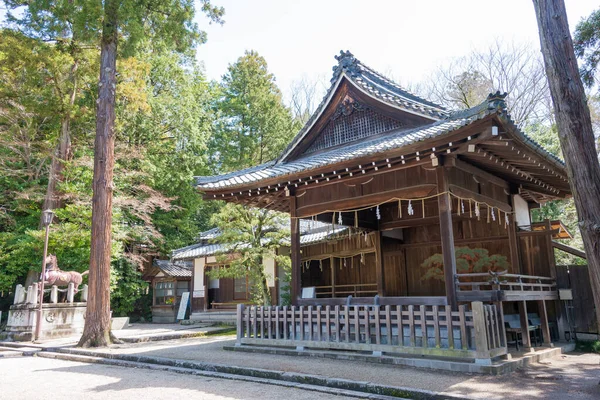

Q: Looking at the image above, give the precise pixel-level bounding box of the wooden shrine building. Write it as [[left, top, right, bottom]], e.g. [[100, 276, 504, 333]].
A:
[[194, 51, 574, 363]]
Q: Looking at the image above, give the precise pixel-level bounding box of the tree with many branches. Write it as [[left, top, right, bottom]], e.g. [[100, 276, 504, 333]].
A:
[[4, 0, 224, 346]]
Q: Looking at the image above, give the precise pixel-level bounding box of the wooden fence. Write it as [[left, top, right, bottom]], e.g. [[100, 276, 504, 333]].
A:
[[236, 301, 506, 362]]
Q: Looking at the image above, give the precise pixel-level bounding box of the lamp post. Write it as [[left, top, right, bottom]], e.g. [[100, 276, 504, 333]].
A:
[[34, 209, 54, 342]]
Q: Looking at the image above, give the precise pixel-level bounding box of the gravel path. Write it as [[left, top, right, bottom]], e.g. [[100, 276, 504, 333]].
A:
[[83, 335, 600, 400], [0, 356, 348, 400]]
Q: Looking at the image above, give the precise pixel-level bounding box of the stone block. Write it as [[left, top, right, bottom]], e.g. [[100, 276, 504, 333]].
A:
[[111, 317, 130, 330]]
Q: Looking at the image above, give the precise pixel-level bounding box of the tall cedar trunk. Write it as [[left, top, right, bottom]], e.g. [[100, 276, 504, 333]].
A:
[[78, 0, 119, 347], [533, 0, 600, 333]]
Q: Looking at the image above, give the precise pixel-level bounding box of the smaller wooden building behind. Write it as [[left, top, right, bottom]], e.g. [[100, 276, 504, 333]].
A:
[[144, 259, 192, 323]]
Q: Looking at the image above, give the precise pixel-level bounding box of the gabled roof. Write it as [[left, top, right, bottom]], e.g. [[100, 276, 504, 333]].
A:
[[193, 52, 571, 207], [277, 51, 448, 162]]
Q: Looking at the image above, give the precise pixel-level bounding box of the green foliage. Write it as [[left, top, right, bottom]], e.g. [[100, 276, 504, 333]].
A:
[[3, 0, 224, 56], [110, 259, 149, 318], [209, 204, 290, 306], [420, 247, 509, 281], [575, 339, 600, 353], [0, 28, 219, 313], [574, 8, 600, 87], [209, 50, 301, 171]]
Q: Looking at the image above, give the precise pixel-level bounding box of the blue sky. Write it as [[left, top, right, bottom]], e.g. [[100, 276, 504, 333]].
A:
[[194, 0, 599, 100]]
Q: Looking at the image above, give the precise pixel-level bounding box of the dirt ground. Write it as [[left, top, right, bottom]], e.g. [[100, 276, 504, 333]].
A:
[[73, 335, 600, 400]]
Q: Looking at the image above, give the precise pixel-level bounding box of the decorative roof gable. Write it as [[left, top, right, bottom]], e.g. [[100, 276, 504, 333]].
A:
[[279, 51, 448, 162], [302, 97, 404, 155]]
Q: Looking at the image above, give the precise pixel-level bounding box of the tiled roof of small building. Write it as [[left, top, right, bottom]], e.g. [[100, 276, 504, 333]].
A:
[[171, 220, 352, 261], [152, 259, 193, 277]]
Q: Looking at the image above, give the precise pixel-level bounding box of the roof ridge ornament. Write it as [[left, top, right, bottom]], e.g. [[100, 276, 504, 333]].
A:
[[487, 91, 508, 111], [332, 50, 359, 83]]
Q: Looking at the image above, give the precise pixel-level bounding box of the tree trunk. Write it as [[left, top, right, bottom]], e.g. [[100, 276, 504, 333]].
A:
[[532, 0, 600, 333], [78, 0, 119, 347]]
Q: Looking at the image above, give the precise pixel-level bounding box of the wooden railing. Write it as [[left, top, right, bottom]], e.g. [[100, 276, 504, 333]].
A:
[[313, 283, 378, 298], [455, 271, 558, 302], [236, 301, 506, 362]]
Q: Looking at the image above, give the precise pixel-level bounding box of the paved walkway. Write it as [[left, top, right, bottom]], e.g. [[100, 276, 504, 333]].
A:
[[2, 322, 229, 347], [0, 356, 346, 400], [71, 335, 600, 400]]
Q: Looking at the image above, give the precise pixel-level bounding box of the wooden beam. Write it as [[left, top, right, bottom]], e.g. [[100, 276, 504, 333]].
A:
[[437, 162, 458, 311], [290, 196, 301, 305], [301, 248, 375, 261], [448, 184, 512, 213], [374, 231, 385, 297], [330, 256, 336, 298], [454, 158, 510, 189], [297, 158, 433, 192], [552, 241, 587, 259], [387, 235, 509, 250], [295, 184, 437, 218]]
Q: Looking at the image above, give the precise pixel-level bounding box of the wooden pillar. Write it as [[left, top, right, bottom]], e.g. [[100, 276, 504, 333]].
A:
[[507, 220, 522, 274], [436, 164, 458, 310], [374, 231, 385, 297], [537, 300, 553, 346], [330, 256, 336, 298], [518, 300, 532, 350], [290, 195, 301, 305], [472, 301, 492, 364], [544, 219, 557, 279], [190, 262, 195, 314], [203, 259, 208, 312]]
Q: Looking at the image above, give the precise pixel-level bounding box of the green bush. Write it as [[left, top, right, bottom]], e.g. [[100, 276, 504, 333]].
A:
[[575, 339, 600, 353]]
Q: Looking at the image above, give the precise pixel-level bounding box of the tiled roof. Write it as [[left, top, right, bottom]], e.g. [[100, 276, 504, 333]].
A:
[[193, 52, 566, 195], [277, 51, 447, 162], [153, 260, 192, 277], [171, 243, 226, 260], [195, 112, 483, 190], [198, 227, 220, 240], [171, 221, 352, 261]]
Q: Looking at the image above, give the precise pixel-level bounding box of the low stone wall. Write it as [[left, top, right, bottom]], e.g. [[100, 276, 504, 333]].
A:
[[3, 302, 87, 341]]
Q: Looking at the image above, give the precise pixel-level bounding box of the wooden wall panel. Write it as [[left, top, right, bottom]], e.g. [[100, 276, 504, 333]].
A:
[[518, 234, 552, 277], [382, 238, 407, 296], [301, 259, 332, 287], [449, 166, 510, 203], [404, 245, 445, 296]]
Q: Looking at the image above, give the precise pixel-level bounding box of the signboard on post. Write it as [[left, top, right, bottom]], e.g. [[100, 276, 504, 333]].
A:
[[177, 292, 190, 321]]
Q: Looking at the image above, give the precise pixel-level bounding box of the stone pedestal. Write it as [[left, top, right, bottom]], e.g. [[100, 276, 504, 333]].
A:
[[2, 302, 87, 341]]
